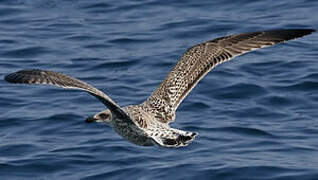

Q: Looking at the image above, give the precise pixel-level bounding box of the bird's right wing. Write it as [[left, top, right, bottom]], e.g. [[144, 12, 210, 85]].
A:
[[5, 69, 127, 117]]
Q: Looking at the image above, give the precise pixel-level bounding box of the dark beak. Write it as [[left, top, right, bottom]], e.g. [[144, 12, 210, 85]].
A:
[[85, 116, 96, 123]]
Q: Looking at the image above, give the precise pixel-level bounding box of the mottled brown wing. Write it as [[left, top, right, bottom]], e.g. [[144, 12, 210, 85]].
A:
[[5, 69, 125, 116], [143, 29, 315, 124]]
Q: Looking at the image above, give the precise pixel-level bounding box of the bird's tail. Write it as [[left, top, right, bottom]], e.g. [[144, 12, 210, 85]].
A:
[[152, 128, 198, 148]]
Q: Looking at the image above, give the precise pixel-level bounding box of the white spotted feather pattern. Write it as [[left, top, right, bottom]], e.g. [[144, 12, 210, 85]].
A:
[[4, 29, 315, 147]]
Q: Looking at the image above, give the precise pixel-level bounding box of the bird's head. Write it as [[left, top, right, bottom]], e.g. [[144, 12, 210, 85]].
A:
[[86, 109, 112, 125]]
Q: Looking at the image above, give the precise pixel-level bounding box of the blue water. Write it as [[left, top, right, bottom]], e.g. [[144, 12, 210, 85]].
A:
[[1, 0, 318, 179]]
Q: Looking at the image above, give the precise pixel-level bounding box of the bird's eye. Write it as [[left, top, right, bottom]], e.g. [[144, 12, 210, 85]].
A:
[[99, 113, 109, 119]]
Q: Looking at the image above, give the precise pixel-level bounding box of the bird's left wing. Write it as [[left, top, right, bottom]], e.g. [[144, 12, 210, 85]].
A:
[[143, 29, 315, 124]]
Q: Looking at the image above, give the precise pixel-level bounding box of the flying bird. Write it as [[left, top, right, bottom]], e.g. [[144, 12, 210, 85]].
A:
[[4, 29, 315, 147]]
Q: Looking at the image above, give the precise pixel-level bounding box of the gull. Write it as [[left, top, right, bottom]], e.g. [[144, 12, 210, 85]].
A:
[[4, 29, 315, 147]]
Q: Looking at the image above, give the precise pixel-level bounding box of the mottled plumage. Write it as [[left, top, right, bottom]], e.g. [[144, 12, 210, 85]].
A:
[[4, 29, 314, 147]]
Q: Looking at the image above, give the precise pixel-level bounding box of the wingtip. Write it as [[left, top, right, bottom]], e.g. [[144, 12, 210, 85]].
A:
[[4, 73, 16, 83], [308, 29, 316, 33], [4, 71, 25, 84], [300, 28, 316, 35], [293, 28, 315, 36], [266, 28, 316, 41], [294, 29, 316, 39], [4, 69, 50, 84]]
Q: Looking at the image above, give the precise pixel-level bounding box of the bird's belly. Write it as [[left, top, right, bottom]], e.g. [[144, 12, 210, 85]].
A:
[[112, 120, 153, 146]]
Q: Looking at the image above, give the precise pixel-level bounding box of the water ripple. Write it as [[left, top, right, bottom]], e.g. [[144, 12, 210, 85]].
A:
[[1, 0, 318, 179], [0, 46, 50, 58]]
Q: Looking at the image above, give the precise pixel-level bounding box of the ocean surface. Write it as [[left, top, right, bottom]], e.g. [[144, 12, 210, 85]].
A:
[[1, 0, 318, 179]]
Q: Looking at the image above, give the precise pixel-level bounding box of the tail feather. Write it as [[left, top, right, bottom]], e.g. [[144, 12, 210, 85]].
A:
[[162, 133, 197, 147], [152, 130, 198, 148]]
